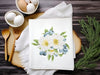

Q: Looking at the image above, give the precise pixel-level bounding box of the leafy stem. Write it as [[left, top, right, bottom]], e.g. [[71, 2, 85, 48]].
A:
[[75, 16, 100, 69]]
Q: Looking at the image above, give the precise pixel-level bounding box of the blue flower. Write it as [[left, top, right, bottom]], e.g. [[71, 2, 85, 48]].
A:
[[40, 51, 44, 55], [43, 52, 47, 56], [63, 39, 66, 41], [59, 48, 68, 54], [50, 46, 53, 49], [40, 51, 47, 56], [59, 49, 63, 53], [49, 30, 54, 35], [44, 34, 46, 37], [44, 32, 49, 37], [63, 44, 67, 49], [44, 30, 54, 37], [54, 53, 58, 57], [63, 48, 68, 54]]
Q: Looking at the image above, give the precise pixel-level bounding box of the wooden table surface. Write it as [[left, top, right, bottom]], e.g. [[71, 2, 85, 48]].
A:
[[0, 0, 100, 75]]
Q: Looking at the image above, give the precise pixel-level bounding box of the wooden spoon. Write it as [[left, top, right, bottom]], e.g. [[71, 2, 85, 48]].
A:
[[2, 29, 10, 61], [8, 27, 21, 62]]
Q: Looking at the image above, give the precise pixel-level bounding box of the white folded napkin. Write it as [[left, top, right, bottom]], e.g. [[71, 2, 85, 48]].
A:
[[15, 1, 74, 75]]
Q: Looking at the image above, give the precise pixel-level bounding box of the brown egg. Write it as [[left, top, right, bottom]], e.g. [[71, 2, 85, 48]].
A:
[[18, 0, 27, 12]]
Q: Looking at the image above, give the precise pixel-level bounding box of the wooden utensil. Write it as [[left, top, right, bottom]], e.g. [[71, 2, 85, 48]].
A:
[[2, 29, 10, 61], [8, 27, 21, 62]]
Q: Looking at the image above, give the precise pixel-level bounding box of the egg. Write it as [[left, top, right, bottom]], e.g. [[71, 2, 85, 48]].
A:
[[14, 15, 24, 26], [18, 0, 27, 12], [31, 0, 38, 5], [27, 3, 35, 12], [6, 12, 16, 21]]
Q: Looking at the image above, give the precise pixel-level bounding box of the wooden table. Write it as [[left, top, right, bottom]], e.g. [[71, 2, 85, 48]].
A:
[[0, 0, 100, 75]]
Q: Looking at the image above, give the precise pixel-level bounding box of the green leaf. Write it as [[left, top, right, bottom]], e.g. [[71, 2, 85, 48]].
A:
[[45, 29, 48, 33], [60, 32, 66, 35], [34, 39, 39, 44], [65, 43, 70, 49], [50, 27, 53, 31], [39, 47, 41, 49], [52, 55, 54, 61], [54, 49, 58, 53], [48, 49, 50, 52], [55, 33, 57, 35], [32, 43, 38, 46], [48, 55, 51, 60], [81, 45, 85, 54], [59, 54, 63, 57], [86, 64, 97, 68], [63, 35, 67, 38]]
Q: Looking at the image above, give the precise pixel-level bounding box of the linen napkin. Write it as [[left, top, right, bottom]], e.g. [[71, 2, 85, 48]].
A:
[[15, 1, 74, 75]]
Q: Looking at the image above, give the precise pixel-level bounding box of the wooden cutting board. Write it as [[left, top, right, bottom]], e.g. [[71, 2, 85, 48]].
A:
[[7, 13, 81, 68]]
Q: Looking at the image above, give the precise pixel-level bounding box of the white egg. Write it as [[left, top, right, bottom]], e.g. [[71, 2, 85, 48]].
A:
[[27, 3, 35, 12], [14, 15, 24, 26], [6, 12, 16, 21], [25, 0, 30, 3], [31, 0, 38, 5]]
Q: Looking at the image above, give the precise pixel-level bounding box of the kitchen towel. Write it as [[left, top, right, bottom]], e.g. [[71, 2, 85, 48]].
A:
[[29, 18, 74, 70], [15, 1, 74, 75]]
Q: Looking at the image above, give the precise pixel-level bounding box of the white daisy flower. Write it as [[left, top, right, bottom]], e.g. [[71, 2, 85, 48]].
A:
[[38, 35, 52, 51], [51, 34, 65, 50]]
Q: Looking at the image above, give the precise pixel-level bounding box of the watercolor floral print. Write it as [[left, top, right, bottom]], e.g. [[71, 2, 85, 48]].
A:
[[32, 27, 70, 61]]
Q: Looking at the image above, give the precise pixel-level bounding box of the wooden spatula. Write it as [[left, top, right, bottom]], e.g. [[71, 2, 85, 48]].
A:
[[8, 27, 21, 62], [2, 29, 10, 61]]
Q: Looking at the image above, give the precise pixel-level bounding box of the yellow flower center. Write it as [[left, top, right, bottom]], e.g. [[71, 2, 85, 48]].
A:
[[42, 40, 49, 46], [53, 39, 59, 45], [50, 50, 54, 52]]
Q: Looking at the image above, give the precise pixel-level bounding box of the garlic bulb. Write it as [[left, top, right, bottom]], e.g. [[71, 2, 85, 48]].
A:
[[31, 0, 38, 5], [6, 12, 16, 21], [27, 3, 35, 12], [14, 15, 24, 26]]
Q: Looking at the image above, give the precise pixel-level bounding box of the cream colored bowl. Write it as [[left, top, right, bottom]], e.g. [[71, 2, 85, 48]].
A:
[[16, 0, 39, 14], [5, 10, 24, 27]]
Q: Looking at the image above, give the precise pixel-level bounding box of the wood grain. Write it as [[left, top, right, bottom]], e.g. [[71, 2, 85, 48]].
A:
[[0, 0, 100, 75]]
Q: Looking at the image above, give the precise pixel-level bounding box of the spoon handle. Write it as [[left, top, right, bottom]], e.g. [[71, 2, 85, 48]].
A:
[[5, 40, 7, 61], [8, 40, 15, 62]]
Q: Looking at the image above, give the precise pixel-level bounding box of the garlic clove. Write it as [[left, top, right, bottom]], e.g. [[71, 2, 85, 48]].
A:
[[14, 15, 24, 26], [6, 12, 16, 21], [27, 3, 35, 12]]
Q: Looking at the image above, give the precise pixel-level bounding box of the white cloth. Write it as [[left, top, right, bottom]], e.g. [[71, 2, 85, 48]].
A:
[[29, 18, 74, 70], [15, 2, 74, 75]]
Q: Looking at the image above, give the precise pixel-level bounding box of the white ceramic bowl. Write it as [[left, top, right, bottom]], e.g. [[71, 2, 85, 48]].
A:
[[15, 0, 39, 14], [5, 10, 24, 27]]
